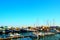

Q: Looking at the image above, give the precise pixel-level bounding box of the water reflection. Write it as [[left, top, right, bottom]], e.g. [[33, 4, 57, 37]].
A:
[[0, 33, 60, 40], [8, 34, 60, 40], [31, 37, 40, 40], [11, 36, 60, 40]]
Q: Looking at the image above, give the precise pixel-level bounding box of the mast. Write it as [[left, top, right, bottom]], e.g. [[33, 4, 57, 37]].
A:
[[36, 18, 39, 27], [46, 20, 49, 26], [53, 19, 55, 26]]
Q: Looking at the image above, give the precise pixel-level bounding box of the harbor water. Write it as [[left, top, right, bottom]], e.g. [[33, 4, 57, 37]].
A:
[[0, 32, 60, 40]]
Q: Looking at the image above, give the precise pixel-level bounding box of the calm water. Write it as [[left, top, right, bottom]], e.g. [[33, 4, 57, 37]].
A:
[[0, 32, 60, 40]]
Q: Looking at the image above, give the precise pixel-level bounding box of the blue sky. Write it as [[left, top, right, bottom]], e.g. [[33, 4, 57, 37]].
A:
[[0, 0, 60, 26]]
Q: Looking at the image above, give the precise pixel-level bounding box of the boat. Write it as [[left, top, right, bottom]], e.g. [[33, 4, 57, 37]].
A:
[[56, 30, 60, 34], [12, 30, 20, 33], [5, 30, 12, 34], [0, 30, 3, 34], [10, 33, 20, 37], [20, 29, 28, 33], [32, 32, 55, 37], [10, 33, 14, 37]]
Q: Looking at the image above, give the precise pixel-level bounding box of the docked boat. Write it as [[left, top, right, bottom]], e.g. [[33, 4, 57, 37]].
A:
[[12, 30, 20, 33], [10, 33, 14, 37], [10, 33, 20, 37], [20, 29, 28, 33], [0, 30, 3, 34], [56, 30, 60, 34], [32, 32, 55, 37], [5, 30, 12, 34]]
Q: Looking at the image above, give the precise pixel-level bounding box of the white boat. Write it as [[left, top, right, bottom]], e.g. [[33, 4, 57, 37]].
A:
[[10, 33, 14, 37], [14, 33, 20, 36], [33, 32, 55, 37], [10, 33, 20, 37]]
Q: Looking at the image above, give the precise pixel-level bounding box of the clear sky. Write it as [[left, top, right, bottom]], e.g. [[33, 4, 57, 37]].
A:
[[0, 0, 60, 26]]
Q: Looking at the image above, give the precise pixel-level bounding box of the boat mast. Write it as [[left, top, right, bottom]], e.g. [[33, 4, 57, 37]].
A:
[[36, 18, 39, 27], [53, 19, 55, 26], [46, 20, 49, 26]]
